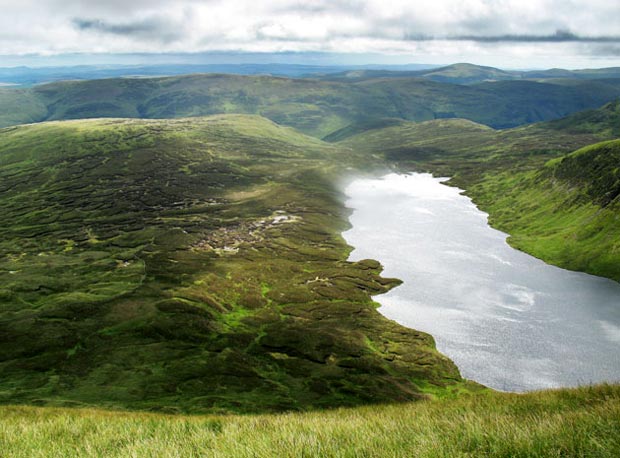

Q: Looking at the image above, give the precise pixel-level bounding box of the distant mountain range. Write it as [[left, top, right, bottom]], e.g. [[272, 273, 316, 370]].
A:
[[317, 62, 620, 84], [0, 63, 439, 87], [1, 62, 620, 87]]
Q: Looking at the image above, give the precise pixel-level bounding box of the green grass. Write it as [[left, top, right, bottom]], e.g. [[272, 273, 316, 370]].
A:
[[464, 140, 620, 281], [0, 384, 618, 457], [0, 88, 47, 127]]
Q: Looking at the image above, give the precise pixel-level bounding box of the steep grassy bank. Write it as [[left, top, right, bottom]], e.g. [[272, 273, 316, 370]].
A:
[[1, 384, 618, 457], [0, 115, 473, 413], [341, 101, 620, 281], [466, 140, 620, 281]]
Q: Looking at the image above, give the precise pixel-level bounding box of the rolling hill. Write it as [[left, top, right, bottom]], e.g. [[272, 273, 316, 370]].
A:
[[1, 72, 620, 137], [467, 139, 620, 280], [320, 62, 620, 85], [2, 93, 617, 416]]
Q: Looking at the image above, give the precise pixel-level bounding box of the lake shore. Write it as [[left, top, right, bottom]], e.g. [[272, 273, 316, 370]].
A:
[[343, 172, 620, 391]]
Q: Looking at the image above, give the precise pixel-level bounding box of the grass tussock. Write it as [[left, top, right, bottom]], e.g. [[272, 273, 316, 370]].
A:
[[0, 384, 619, 457]]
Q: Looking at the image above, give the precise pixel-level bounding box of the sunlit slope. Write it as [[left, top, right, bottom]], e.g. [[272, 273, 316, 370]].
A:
[[341, 102, 620, 281], [0, 115, 472, 413], [1, 384, 618, 457], [544, 98, 620, 137], [417, 63, 517, 84], [1, 73, 620, 136], [469, 140, 620, 281]]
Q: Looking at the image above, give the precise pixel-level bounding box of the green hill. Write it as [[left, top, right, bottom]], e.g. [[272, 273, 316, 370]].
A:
[[320, 63, 620, 85], [547, 139, 620, 206], [410, 63, 517, 84], [1, 73, 620, 137], [314, 63, 516, 84], [0, 115, 474, 413], [544, 99, 620, 137], [339, 113, 604, 168]]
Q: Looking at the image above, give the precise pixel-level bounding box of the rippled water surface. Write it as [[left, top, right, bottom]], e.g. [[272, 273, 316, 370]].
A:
[[343, 173, 620, 391]]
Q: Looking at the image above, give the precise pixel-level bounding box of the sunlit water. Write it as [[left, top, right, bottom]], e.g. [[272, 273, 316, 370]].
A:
[[343, 173, 620, 391]]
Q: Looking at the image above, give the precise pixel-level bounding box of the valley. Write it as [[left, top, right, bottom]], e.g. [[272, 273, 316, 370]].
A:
[[3, 0, 620, 452], [0, 63, 618, 455]]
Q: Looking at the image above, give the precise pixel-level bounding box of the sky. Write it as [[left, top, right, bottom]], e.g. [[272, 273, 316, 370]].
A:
[[0, 0, 619, 69]]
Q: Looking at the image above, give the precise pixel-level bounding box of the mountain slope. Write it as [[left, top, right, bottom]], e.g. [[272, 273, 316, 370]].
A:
[[0, 115, 472, 413], [0, 89, 47, 126], [468, 140, 620, 281], [1, 73, 620, 137], [544, 99, 620, 137]]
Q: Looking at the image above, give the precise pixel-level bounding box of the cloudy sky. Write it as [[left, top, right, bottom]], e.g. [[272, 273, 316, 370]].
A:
[[1, 0, 619, 68]]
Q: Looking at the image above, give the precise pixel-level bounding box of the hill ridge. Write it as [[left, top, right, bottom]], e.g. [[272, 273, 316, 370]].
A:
[[2, 72, 620, 136]]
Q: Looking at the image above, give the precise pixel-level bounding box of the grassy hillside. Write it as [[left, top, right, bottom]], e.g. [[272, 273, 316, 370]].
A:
[[1, 384, 618, 457], [468, 140, 620, 281], [0, 115, 477, 413], [339, 112, 604, 170], [0, 88, 47, 126], [545, 99, 620, 137], [341, 101, 620, 281], [1, 73, 620, 136]]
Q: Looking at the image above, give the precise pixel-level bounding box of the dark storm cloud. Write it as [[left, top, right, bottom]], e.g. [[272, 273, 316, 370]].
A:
[[271, 0, 365, 15], [401, 29, 620, 43], [450, 30, 620, 43], [72, 17, 183, 43]]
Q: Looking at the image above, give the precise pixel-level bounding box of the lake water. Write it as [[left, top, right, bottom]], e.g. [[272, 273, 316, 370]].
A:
[[343, 173, 620, 391]]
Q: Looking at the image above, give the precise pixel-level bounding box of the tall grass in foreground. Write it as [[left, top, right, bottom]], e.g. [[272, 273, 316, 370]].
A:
[[1, 384, 618, 457]]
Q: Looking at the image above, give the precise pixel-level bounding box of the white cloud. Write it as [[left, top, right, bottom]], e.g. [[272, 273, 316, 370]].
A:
[[0, 0, 618, 68]]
